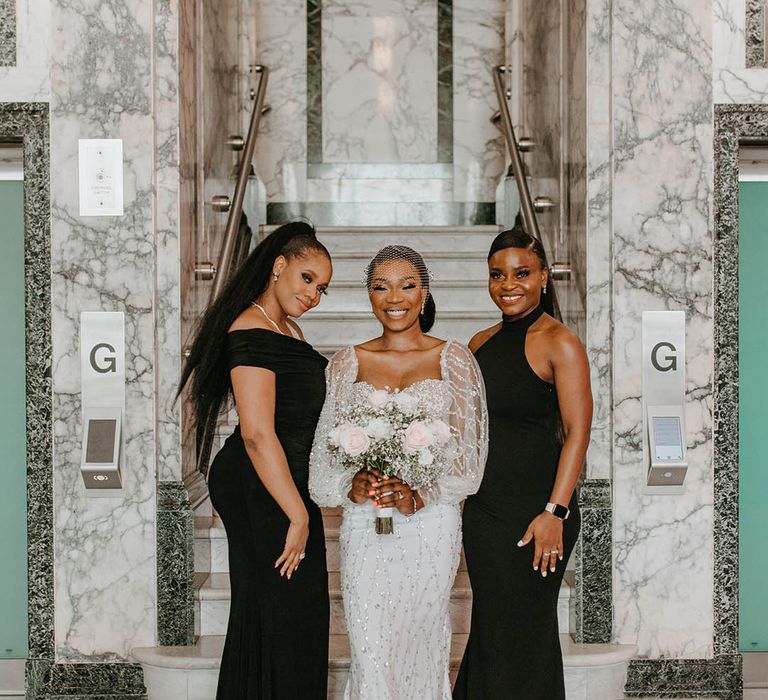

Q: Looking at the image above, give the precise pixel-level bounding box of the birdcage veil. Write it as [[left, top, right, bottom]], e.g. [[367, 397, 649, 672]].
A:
[[362, 245, 436, 332]]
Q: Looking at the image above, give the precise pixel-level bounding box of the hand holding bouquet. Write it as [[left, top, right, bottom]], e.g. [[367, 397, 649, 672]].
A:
[[328, 387, 455, 534]]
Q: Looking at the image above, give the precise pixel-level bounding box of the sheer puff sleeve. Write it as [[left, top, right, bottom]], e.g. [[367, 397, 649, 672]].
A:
[[309, 346, 359, 507], [419, 341, 489, 507]]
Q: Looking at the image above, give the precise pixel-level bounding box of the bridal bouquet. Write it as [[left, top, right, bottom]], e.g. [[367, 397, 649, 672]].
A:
[[327, 387, 455, 534]]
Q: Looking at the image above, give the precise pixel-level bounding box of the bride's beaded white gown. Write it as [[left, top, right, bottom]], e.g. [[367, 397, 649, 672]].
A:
[[309, 342, 488, 700]]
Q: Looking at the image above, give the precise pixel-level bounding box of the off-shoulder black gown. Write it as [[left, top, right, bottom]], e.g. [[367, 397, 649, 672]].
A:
[[208, 329, 330, 699], [453, 305, 580, 700]]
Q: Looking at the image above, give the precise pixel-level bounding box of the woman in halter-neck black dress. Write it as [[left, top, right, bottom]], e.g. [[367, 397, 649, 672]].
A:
[[178, 221, 333, 699], [454, 223, 592, 700]]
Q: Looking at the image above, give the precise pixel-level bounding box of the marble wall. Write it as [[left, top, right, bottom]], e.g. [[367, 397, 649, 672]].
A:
[[715, 0, 768, 102], [49, 0, 158, 660], [255, 0, 505, 219], [452, 0, 505, 205], [612, 0, 714, 659], [584, 0, 612, 481], [0, 0, 50, 100], [322, 0, 437, 163]]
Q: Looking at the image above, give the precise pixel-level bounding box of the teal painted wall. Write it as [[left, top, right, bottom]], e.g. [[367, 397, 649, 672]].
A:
[[739, 181, 768, 652], [0, 179, 28, 658]]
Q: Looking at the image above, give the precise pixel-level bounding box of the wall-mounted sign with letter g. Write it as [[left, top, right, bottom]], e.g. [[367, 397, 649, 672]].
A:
[[641, 311, 688, 494], [80, 312, 125, 496]]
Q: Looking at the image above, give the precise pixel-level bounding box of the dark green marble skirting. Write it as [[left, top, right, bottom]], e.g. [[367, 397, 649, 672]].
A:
[[0, 0, 15, 65], [156, 481, 195, 646], [27, 660, 146, 700], [624, 655, 742, 699], [573, 479, 612, 643]]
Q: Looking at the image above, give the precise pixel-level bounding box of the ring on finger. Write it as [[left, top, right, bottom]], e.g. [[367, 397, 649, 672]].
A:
[[398, 491, 404, 500], [543, 551, 551, 557]]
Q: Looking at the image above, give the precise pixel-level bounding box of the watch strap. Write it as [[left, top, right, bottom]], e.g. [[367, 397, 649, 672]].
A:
[[545, 502, 570, 520]]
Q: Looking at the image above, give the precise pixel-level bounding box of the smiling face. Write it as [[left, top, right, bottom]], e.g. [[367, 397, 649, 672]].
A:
[[487, 245, 548, 317], [272, 250, 332, 318], [367, 258, 428, 332]]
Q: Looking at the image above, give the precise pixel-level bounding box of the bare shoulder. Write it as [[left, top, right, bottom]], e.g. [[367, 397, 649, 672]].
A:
[[469, 322, 502, 353], [541, 316, 587, 363], [228, 307, 271, 333], [286, 318, 305, 340]]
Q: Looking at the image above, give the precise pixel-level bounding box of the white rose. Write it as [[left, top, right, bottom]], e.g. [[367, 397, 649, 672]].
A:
[[336, 423, 371, 457], [428, 419, 452, 444], [402, 420, 434, 452], [418, 448, 435, 466], [368, 389, 391, 409], [328, 426, 341, 446], [365, 416, 393, 440], [392, 391, 419, 415]]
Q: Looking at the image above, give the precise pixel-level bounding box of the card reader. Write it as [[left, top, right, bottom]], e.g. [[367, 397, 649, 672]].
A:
[[646, 404, 687, 486]]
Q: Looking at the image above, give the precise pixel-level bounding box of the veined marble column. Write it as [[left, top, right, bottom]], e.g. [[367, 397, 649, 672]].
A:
[[612, 0, 714, 659], [50, 0, 157, 660]]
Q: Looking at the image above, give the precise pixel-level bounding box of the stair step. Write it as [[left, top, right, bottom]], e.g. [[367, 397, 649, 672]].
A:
[[313, 225, 499, 252], [327, 254, 490, 283], [300, 314, 496, 348], [133, 634, 638, 700], [193, 569, 573, 637], [316, 283, 497, 314]]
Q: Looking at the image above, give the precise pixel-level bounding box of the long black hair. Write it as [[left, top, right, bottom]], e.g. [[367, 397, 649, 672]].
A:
[[365, 245, 436, 333], [488, 213, 561, 321], [178, 221, 330, 435]]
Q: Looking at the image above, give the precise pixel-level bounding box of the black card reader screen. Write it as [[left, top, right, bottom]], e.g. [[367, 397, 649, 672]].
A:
[[85, 419, 117, 463]]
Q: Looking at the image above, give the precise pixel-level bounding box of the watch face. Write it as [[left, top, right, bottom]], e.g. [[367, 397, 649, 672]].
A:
[[551, 503, 569, 519]]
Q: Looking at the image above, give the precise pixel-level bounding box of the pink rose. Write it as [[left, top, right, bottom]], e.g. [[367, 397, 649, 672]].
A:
[[368, 389, 390, 409], [428, 419, 452, 444], [337, 423, 371, 457], [402, 421, 434, 452]]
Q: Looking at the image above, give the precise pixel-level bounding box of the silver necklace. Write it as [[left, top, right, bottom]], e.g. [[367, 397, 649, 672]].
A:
[[251, 302, 285, 335]]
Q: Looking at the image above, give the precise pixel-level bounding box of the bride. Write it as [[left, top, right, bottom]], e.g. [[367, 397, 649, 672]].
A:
[[309, 245, 488, 699]]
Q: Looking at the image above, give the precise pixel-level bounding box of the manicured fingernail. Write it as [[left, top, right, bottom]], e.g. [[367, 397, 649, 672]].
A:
[[533, 566, 538, 571], [559, 555, 564, 561], [542, 571, 547, 577], [517, 540, 524, 547]]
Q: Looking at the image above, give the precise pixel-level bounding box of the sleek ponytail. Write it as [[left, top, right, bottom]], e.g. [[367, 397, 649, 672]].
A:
[[178, 221, 330, 434]]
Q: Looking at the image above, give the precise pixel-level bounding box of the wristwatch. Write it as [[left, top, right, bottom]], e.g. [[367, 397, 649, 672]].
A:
[[545, 502, 570, 520]]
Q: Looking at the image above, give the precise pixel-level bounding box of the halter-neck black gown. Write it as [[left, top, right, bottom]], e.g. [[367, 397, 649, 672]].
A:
[[207, 329, 330, 700], [454, 306, 580, 700]]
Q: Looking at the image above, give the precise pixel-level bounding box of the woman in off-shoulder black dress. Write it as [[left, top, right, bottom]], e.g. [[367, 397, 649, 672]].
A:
[[178, 221, 333, 699], [454, 222, 592, 700]]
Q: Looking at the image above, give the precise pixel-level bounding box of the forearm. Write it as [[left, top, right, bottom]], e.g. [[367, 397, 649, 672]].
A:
[[548, 431, 589, 507], [243, 434, 308, 524]]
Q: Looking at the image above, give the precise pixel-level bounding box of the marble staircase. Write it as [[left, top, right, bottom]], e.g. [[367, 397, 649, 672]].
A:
[[133, 224, 638, 698]]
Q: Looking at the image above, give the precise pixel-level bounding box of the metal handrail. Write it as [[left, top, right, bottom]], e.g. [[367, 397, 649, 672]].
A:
[[196, 66, 268, 476], [491, 64, 541, 241], [209, 64, 270, 303]]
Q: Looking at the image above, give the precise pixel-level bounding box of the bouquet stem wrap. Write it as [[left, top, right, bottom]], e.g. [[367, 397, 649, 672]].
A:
[[375, 503, 394, 535]]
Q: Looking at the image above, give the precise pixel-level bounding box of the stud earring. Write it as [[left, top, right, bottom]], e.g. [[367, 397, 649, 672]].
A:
[[542, 286, 547, 295], [273, 274, 279, 282]]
